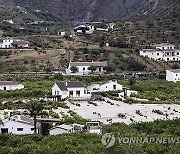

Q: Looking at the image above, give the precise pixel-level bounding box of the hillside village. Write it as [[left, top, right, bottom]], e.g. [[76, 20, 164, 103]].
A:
[[0, 0, 180, 153]]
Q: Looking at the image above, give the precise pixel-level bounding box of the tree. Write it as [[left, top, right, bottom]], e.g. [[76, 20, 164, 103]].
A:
[[172, 63, 180, 69], [44, 67, 52, 73], [103, 65, 116, 72], [0, 118, 3, 125], [70, 66, 78, 73], [129, 78, 136, 86], [26, 101, 48, 134], [54, 73, 63, 80], [88, 66, 97, 73]]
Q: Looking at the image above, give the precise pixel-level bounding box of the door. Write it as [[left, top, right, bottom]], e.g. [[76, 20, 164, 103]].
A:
[[1, 128, 8, 134]]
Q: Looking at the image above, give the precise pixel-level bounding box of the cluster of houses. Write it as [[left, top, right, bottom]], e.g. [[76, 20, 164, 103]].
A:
[[0, 115, 101, 135], [0, 37, 29, 49], [51, 80, 126, 101], [140, 43, 180, 61]]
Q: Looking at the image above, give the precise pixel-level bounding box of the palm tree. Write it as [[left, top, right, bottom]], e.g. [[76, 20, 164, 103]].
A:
[[0, 118, 3, 125], [26, 101, 48, 134]]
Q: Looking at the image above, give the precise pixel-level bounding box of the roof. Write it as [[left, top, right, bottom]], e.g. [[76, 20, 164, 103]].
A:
[[7, 115, 34, 126], [67, 82, 84, 88], [11, 39, 29, 45], [56, 82, 68, 91], [56, 81, 84, 91], [70, 61, 107, 67], [89, 126, 100, 130], [51, 124, 73, 130], [167, 69, 180, 73], [0, 81, 19, 86]]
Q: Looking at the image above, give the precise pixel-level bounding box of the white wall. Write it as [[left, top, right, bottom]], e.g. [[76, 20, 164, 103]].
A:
[[140, 49, 180, 61], [52, 84, 68, 99], [66, 65, 105, 75], [0, 120, 35, 135], [0, 84, 24, 90], [166, 70, 180, 82], [52, 84, 91, 100], [68, 87, 91, 100], [49, 128, 69, 135], [140, 50, 164, 60], [0, 38, 13, 48], [156, 45, 175, 50], [99, 81, 123, 92], [89, 129, 101, 134]]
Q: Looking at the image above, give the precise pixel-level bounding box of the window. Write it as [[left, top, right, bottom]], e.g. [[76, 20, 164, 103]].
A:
[[157, 53, 159, 56], [76, 91, 80, 96], [173, 58, 175, 61], [106, 86, 107, 88], [167, 52, 169, 56], [113, 85, 116, 90], [162, 47, 164, 50], [176, 74, 178, 76], [177, 52, 179, 55], [167, 58, 169, 61], [3, 87, 6, 90], [83, 67, 85, 71], [31, 128, 34, 131], [84, 90, 86, 94], [17, 128, 23, 131], [69, 91, 73, 97]]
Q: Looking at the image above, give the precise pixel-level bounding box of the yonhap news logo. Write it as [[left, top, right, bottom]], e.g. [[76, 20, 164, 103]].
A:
[[101, 132, 116, 148], [101, 133, 180, 148]]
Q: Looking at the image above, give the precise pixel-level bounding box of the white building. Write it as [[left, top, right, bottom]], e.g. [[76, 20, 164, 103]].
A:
[[52, 81, 91, 101], [166, 69, 180, 82], [87, 81, 123, 93], [74, 25, 95, 34], [49, 124, 73, 135], [140, 43, 180, 61], [0, 115, 40, 134], [0, 37, 29, 49], [89, 126, 101, 134], [119, 89, 138, 98], [86, 122, 101, 134], [66, 61, 107, 75], [0, 81, 24, 90], [49, 123, 84, 135], [3, 19, 14, 24]]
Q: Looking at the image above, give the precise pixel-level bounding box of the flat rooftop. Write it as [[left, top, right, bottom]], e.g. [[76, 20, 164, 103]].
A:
[[168, 69, 180, 73]]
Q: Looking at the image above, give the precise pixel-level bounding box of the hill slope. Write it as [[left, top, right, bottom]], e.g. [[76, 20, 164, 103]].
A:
[[2, 0, 179, 22]]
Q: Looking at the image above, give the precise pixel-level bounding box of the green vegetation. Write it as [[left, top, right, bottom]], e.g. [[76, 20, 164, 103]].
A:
[[152, 109, 164, 115], [60, 111, 85, 125], [87, 100, 98, 106], [117, 113, 126, 119], [0, 119, 179, 153], [120, 79, 180, 104], [136, 110, 143, 116]]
